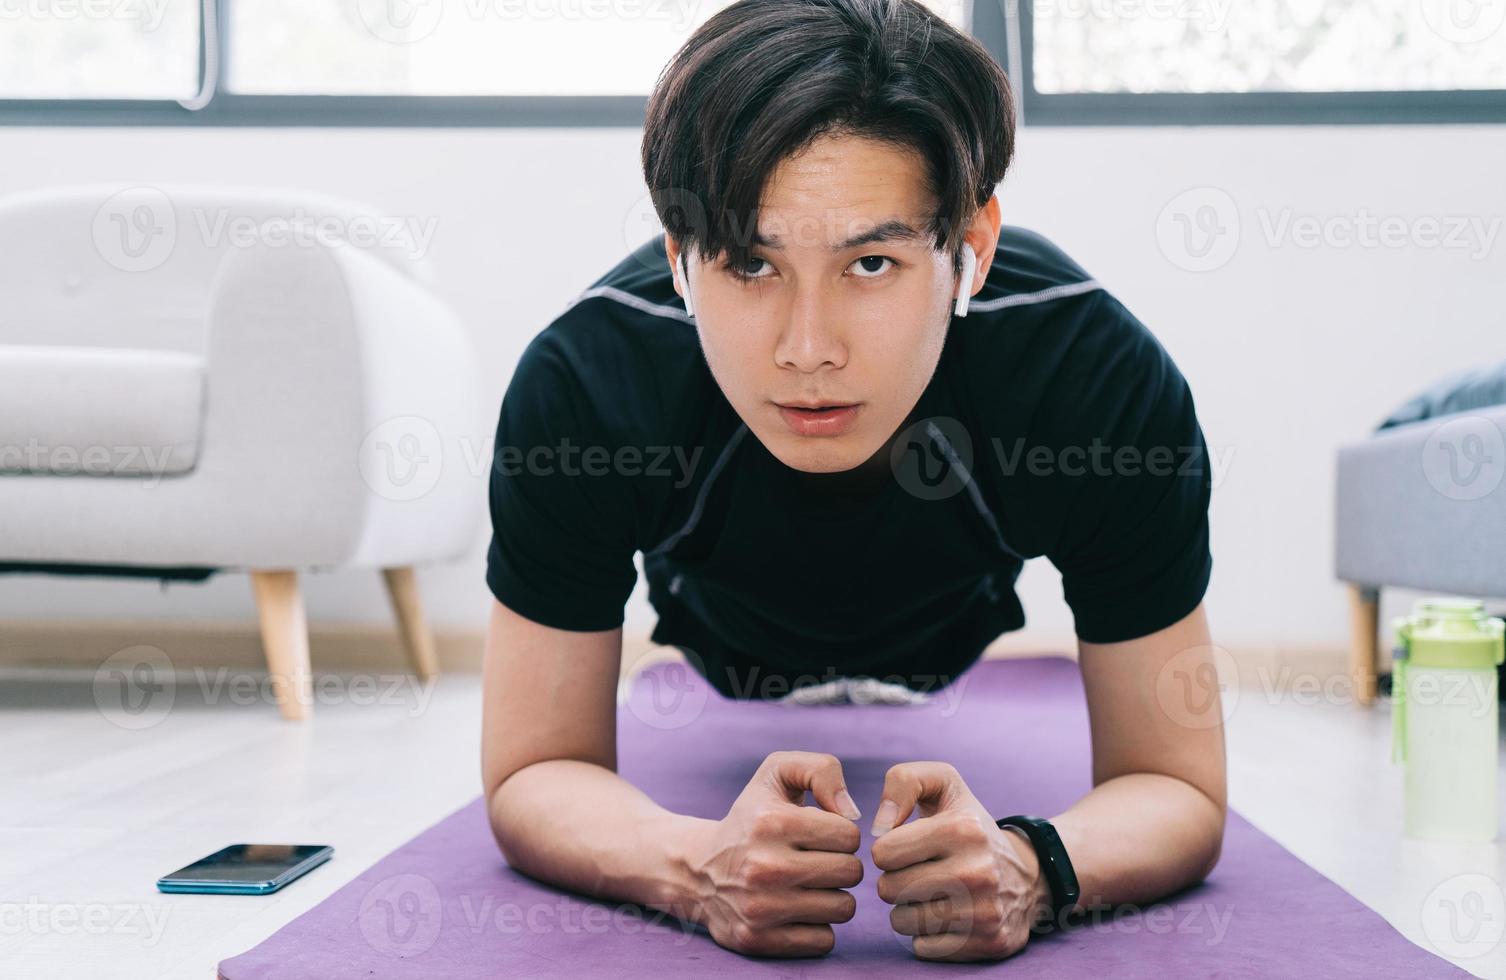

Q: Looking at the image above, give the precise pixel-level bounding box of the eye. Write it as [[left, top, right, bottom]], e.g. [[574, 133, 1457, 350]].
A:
[[725, 255, 774, 281], [849, 255, 894, 279]]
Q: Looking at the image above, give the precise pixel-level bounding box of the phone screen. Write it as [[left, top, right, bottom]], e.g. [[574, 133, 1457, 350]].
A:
[[160, 844, 331, 885]]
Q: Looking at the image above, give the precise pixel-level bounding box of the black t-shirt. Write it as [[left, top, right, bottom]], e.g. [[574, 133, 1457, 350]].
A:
[[485, 227, 1213, 700]]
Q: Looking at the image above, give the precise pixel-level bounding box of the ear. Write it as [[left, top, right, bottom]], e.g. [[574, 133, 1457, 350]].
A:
[[955, 195, 1003, 314], [665, 235, 694, 317], [664, 233, 682, 291]]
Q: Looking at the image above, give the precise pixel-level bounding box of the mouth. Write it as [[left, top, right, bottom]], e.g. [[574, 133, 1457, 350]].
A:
[[773, 400, 863, 437]]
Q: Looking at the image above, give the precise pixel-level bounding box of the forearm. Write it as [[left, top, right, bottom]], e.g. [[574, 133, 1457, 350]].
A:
[[1049, 771, 1225, 911], [488, 758, 714, 920]]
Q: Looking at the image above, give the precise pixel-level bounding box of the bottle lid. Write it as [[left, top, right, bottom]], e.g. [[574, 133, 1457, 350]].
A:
[[1391, 597, 1505, 767], [1395, 597, 1505, 669]]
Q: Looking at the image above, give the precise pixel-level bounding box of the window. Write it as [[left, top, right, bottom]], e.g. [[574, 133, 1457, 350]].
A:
[[1020, 0, 1506, 122], [0, 0, 200, 99], [1032, 0, 1505, 93], [0, 0, 965, 122], [0, 0, 1499, 124], [228, 0, 966, 96]]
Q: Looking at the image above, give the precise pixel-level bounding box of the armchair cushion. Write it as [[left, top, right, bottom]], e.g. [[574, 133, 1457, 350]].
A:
[[0, 344, 203, 477]]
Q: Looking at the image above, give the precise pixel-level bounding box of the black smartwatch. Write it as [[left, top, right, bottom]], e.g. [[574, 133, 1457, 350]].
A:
[[995, 815, 1080, 920]]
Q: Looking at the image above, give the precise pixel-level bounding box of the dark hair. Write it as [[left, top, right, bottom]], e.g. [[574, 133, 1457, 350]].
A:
[[641, 0, 1014, 279]]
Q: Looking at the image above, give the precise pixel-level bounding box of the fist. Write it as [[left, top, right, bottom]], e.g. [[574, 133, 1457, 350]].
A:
[[870, 761, 1049, 962], [685, 750, 865, 957]]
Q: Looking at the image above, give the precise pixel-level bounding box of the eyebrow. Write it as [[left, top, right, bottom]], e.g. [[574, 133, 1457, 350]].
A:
[[752, 218, 927, 252]]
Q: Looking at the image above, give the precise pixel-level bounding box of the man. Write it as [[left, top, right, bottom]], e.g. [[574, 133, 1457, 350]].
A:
[[481, 0, 1225, 963]]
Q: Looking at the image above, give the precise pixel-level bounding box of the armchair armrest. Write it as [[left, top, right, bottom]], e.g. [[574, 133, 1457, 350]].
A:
[[199, 239, 482, 570]]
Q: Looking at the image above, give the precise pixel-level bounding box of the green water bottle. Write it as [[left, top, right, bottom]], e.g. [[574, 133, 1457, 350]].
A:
[[1392, 598, 1504, 843]]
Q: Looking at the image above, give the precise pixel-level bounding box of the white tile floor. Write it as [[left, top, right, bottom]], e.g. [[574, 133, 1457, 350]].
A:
[[2, 660, 1502, 979]]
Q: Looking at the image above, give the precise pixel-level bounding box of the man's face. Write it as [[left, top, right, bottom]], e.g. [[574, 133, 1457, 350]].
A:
[[673, 134, 973, 474]]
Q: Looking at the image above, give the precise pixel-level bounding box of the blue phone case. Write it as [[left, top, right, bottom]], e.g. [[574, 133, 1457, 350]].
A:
[[156, 845, 333, 895]]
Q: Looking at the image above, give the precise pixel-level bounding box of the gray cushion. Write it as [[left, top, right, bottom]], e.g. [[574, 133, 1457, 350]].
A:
[[1380, 357, 1506, 430]]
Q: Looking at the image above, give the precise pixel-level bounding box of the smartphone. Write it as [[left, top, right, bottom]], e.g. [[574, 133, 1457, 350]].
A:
[[156, 844, 333, 895]]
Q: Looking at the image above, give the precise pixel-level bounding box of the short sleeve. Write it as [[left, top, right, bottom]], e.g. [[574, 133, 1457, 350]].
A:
[[485, 332, 639, 631], [1045, 293, 1213, 644]]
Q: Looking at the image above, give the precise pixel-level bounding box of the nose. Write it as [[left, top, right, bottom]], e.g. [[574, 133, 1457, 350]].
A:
[[773, 282, 848, 373]]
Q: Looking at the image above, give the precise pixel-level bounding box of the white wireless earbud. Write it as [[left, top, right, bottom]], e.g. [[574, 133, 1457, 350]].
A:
[[954, 245, 979, 317], [677, 251, 695, 317]]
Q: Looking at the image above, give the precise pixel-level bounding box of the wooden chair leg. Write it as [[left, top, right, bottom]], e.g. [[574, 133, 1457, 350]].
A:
[[382, 566, 439, 681], [1348, 585, 1381, 706], [250, 570, 313, 721]]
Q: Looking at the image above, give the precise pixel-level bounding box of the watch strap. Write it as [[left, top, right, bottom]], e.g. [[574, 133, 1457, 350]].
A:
[[995, 814, 1080, 919]]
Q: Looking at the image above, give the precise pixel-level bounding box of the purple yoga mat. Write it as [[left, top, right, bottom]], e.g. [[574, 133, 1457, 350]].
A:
[[219, 657, 1466, 978]]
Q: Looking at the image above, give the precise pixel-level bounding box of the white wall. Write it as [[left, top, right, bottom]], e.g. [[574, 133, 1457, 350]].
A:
[[0, 123, 1501, 651]]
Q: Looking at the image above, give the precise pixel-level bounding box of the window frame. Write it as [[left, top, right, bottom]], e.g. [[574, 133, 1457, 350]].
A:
[[0, 0, 1501, 126]]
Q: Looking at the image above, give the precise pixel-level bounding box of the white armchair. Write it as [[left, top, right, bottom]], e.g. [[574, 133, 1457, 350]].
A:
[[0, 185, 484, 719]]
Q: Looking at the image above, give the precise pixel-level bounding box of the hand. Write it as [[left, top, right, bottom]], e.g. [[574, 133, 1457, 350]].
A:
[[682, 750, 864, 957], [870, 761, 1050, 962]]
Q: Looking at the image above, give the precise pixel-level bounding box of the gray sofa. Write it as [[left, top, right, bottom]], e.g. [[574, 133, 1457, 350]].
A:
[[1335, 405, 1506, 702]]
